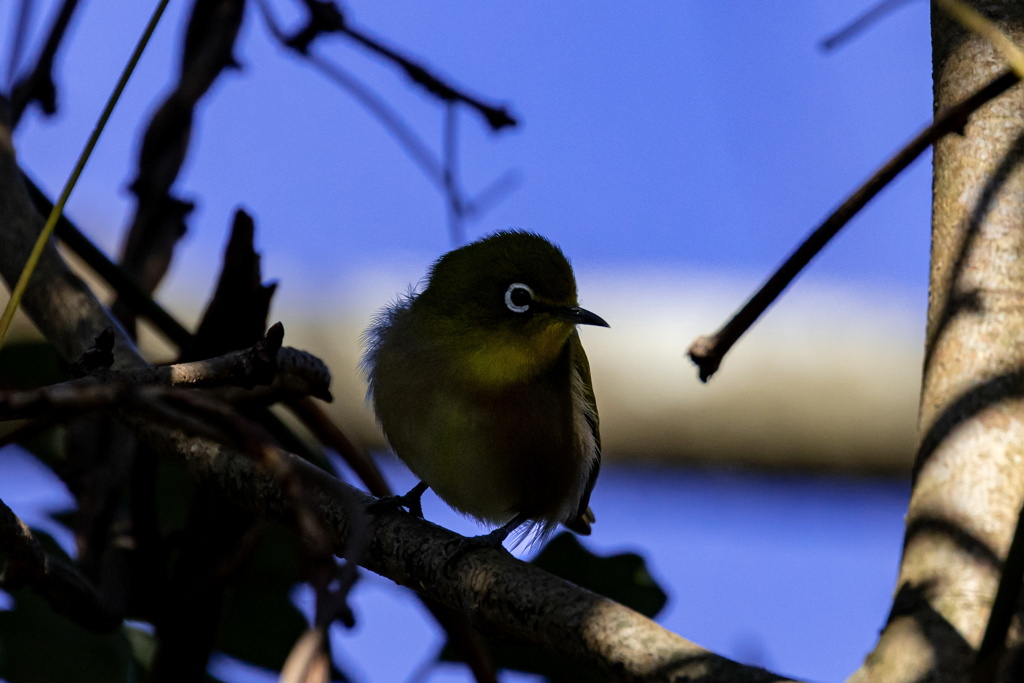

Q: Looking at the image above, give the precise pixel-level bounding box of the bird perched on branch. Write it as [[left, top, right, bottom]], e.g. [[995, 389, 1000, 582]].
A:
[[363, 230, 608, 546]]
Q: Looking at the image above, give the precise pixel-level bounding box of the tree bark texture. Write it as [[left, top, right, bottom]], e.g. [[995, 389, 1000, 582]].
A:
[[852, 3, 1024, 682]]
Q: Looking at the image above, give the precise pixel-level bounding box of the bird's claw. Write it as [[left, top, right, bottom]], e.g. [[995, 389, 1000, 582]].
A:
[[367, 482, 428, 518]]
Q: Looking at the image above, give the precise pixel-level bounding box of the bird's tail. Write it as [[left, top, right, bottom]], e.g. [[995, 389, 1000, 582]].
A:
[[563, 506, 595, 535]]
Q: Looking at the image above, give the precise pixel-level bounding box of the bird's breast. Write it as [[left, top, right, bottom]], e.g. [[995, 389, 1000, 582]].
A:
[[371, 331, 591, 526], [461, 321, 573, 388]]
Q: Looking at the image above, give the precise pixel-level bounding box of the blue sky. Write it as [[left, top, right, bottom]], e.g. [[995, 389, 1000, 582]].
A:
[[11, 1, 933, 317]]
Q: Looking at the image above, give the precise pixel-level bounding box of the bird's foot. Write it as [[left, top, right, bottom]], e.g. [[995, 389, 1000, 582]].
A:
[[367, 481, 428, 518], [443, 514, 528, 574]]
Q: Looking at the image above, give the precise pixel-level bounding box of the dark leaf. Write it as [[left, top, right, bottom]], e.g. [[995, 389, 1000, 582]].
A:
[[215, 522, 308, 671], [532, 533, 667, 619], [0, 591, 135, 683]]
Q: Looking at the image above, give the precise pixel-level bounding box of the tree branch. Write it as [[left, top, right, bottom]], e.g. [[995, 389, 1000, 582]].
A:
[[114, 0, 245, 335], [0, 114, 144, 370], [0, 326, 331, 422], [687, 68, 1019, 382], [851, 4, 1024, 681], [131, 416, 795, 683], [278, 0, 517, 132], [9, 0, 81, 126], [20, 172, 195, 349]]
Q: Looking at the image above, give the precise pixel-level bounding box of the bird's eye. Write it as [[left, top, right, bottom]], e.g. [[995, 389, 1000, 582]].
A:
[[505, 283, 534, 313]]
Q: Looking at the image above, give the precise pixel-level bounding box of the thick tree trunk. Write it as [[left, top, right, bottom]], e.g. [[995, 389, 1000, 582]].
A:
[[851, 2, 1024, 682]]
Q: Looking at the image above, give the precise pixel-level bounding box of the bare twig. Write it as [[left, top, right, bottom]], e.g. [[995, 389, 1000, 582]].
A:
[[281, 0, 517, 131], [0, 326, 331, 421], [820, 0, 919, 51], [688, 68, 1020, 382], [443, 103, 464, 245], [9, 0, 80, 126], [114, 0, 245, 335], [285, 396, 389, 497], [257, 0, 518, 250], [257, 0, 446, 187]]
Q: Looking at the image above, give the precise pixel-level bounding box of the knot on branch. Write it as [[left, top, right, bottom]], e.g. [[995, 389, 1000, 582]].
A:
[[285, 0, 347, 54], [687, 334, 721, 383], [247, 321, 284, 387], [70, 327, 116, 378]]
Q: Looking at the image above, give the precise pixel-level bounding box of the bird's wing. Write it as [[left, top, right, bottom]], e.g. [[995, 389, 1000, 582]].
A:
[[567, 333, 601, 533]]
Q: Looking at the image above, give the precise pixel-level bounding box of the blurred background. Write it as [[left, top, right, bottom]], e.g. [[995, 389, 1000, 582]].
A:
[[0, 1, 934, 681]]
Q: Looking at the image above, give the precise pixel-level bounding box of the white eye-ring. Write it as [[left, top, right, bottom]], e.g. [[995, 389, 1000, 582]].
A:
[[505, 283, 534, 313]]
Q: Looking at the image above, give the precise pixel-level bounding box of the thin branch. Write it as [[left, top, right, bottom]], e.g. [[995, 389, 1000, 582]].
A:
[[463, 169, 523, 220], [443, 102, 464, 246], [687, 68, 1020, 382], [285, 396, 389, 498], [9, 0, 80, 126], [820, 0, 920, 51], [256, 0, 445, 187], [24, 177, 372, 493], [114, 0, 245, 336], [282, 0, 517, 132], [258, 0, 518, 250], [0, 326, 331, 421]]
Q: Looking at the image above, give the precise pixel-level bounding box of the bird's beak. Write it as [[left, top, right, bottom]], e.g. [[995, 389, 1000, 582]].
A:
[[556, 305, 610, 328]]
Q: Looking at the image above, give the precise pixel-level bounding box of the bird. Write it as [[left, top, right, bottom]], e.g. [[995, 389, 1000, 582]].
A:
[[362, 230, 608, 547]]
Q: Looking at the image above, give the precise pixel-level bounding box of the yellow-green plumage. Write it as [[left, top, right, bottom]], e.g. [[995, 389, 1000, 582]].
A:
[[363, 230, 605, 541]]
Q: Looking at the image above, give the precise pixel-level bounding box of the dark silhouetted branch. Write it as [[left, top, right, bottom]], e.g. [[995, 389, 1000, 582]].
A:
[[258, 0, 518, 247], [688, 69, 1020, 382], [115, 0, 245, 335], [820, 0, 920, 51], [282, 0, 516, 131], [20, 173, 195, 349], [10, 0, 80, 126], [0, 325, 331, 422], [285, 396, 389, 498]]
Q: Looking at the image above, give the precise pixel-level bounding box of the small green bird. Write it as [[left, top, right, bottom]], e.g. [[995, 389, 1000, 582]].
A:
[[363, 230, 608, 546]]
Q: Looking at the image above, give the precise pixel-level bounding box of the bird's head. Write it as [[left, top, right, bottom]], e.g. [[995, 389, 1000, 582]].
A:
[[414, 230, 609, 385]]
